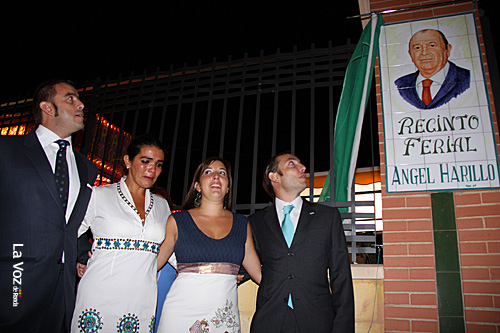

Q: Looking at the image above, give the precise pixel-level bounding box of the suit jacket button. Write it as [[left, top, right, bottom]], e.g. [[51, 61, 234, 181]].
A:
[[288, 274, 294, 279], [287, 252, 294, 256]]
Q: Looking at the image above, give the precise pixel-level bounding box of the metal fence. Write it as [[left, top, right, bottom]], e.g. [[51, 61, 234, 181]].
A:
[[0, 41, 379, 263]]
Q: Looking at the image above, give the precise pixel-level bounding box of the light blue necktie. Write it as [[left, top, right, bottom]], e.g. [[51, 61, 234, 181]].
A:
[[282, 204, 295, 308], [282, 205, 295, 247]]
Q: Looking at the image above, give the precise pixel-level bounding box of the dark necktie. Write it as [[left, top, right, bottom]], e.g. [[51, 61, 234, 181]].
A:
[[55, 140, 70, 212], [422, 79, 433, 105]]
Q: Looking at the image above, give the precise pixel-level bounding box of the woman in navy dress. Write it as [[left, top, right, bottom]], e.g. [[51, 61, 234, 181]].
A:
[[156, 157, 261, 333]]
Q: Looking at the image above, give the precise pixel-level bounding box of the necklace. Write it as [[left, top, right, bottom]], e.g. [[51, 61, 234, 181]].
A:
[[117, 180, 154, 223]]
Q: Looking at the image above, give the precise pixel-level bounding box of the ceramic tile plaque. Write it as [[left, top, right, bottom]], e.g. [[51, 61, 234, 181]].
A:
[[379, 13, 499, 192]]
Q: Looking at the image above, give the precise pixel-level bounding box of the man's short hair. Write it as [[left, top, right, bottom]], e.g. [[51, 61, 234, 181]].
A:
[[262, 152, 287, 199], [32, 79, 77, 124]]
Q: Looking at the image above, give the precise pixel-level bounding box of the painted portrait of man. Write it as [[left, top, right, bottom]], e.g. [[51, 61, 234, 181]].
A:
[[394, 29, 470, 110], [379, 13, 499, 192]]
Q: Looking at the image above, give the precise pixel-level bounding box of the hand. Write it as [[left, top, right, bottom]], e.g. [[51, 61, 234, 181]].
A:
[[77, 263, 87, 278], [237, 274, 244, 285], [77, 251, 92, 278]]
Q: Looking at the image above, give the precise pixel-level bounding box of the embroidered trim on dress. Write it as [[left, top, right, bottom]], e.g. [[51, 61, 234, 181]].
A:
[[148, 315, 156, 333], [94, 237, 160, 254], [77, 308, 103, 333], [117, 180, 154, 223], [177, 262, 240, 275], [117, 313, 140, 332]]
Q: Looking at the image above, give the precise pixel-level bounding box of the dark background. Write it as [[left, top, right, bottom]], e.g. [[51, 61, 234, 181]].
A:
[[1, 2, 497, 101], [0, 2, 363, 100], [1, 1, 497, 206]]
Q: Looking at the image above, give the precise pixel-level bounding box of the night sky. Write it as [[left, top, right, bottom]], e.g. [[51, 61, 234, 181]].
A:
[[1, 2, 497, 204], [1, 2, 497, 101], [0, 2, 364, 101]]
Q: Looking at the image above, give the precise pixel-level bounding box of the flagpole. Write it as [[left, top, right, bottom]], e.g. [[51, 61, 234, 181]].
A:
[[318, 13, 384, 206], [346, 12, 378, 199]]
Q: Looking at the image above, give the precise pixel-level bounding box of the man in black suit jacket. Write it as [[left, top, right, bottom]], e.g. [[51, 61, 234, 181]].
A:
[[249, 153, 354, 332], [0, 80, 98, 332], [395, 29, 470, 110]]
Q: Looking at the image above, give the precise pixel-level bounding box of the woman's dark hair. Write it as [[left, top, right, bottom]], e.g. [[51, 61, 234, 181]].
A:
[[124, 134, 166, 173], [182, 157, 233, 211]]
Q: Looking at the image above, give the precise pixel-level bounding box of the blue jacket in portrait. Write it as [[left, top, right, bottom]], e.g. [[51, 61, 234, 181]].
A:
[[394, 61, 470, 110]]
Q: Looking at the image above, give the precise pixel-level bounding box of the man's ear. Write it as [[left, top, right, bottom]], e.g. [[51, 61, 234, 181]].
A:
[[268, 172, 280, 184], [40, 101, 55, 117]]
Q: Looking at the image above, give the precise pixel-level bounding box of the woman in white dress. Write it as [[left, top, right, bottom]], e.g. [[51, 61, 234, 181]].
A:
[[156, 157, 262, 333], [71, 135, 170, 333]]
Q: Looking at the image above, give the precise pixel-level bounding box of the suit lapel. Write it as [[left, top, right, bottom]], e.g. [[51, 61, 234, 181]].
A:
[[67, 151, 89, 225], [408, 74, 427, 109], [23, 132, 63, 213], [264, 205, 288, 247], [265, 199, 316, 248], [428, 62, 457, 109], [292, 199, 315, 247], [24, 132, 91, 224], [399, 72, 427, 109]]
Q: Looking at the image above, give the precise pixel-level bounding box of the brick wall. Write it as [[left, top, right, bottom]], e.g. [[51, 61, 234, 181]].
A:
[[455, 190, 500, 331], [382, 191, 438, 331], [370, 0, 500, 331]]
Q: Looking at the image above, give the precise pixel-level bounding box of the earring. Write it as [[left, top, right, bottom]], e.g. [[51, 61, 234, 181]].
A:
[[194, 191, 202, 208]]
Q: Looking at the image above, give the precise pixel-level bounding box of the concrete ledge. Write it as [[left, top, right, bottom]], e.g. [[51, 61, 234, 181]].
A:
[[351, 264, 384, 280]]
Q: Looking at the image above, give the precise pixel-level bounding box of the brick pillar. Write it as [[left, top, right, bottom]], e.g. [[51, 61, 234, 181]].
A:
[[369, 0, 500, 331]]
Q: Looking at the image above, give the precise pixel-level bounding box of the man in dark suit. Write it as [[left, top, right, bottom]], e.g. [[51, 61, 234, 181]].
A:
[[0, 80, 98, 332], [395, 29, 470, 110], [249, 153, 354, 332]]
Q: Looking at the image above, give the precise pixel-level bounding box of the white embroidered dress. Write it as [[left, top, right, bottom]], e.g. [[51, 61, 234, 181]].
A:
[[71, 177, 170, 333], [157, 211, 246, 333]]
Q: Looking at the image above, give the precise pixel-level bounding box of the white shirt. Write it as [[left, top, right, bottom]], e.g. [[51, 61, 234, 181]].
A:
[[416, 61, 449, 100], [35, 125, 80, 222], [275, 196, 303, 232]]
